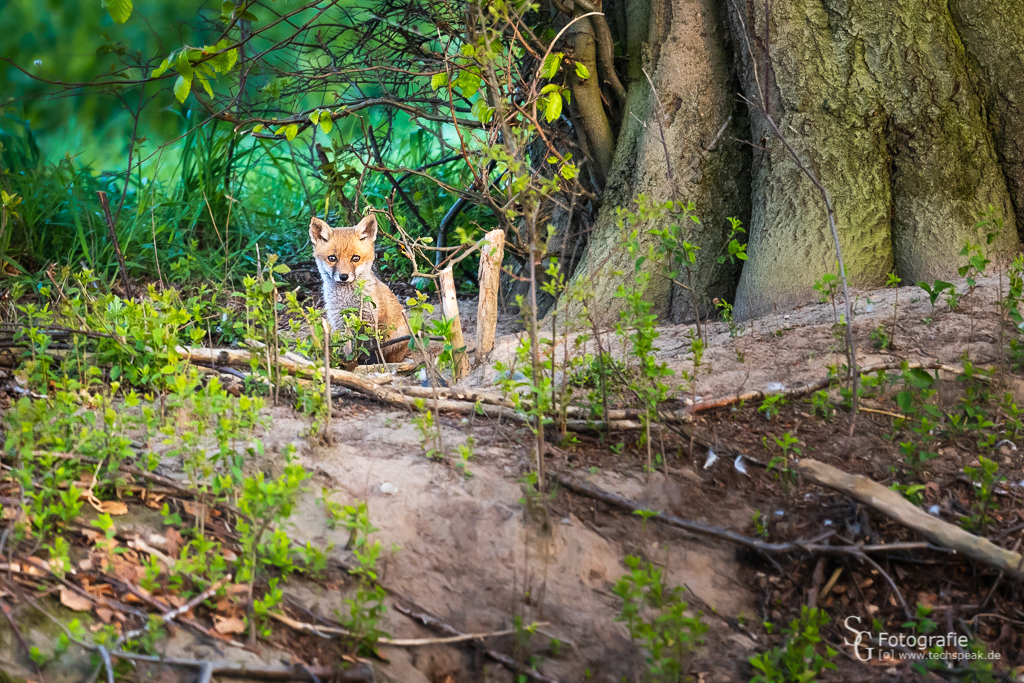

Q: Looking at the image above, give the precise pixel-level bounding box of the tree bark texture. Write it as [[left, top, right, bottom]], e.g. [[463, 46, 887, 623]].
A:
[[563, 0, 751, 326], [729, 0, 1021, 318], [565, 0, 1024, 324]]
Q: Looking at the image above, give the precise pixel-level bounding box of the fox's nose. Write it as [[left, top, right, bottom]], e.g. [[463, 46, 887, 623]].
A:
[[337, 272, 350, 282]]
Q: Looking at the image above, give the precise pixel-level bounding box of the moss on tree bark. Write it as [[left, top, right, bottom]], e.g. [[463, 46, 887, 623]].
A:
[[558, 0, 1022, 324], [727, 0, 1019, 317]]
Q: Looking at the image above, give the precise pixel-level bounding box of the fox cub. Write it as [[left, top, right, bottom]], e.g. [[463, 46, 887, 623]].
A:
[[309, 213, 410, 363]]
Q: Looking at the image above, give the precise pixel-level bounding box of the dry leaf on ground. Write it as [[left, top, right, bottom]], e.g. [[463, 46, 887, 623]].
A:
[[96, 500, 128, 515], [213, 615, 246, 635], [165, 527, 184, 558], [59, 587, 93, 612]]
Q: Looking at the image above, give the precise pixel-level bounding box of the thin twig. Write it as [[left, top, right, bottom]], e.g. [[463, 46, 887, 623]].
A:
[[96, 191, 134, 300]]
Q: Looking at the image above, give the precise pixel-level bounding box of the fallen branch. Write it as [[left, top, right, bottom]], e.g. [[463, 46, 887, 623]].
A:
[[115, 577, 230, 651], [687, 361, 977, 416], [269, 610, 547, 646], [552, 472, 940, 558], [180, 346, 530, 423], [794, 459, 1024, 581], [394, 604, 561, 683], [103, 576, 252, 651]]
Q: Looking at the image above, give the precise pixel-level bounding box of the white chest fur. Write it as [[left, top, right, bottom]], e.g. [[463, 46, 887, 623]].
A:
[[321, 276, 378, 332]]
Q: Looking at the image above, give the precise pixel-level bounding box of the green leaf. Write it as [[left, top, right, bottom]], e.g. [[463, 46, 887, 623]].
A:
[[173, 75, 192, 103], [273, 264, 291, 274], [173, 50, 193, 80], [430, 72, 448, 90], [471, 98, 494, 123], [896, 390, 913, 413], [574, 62, 590, 79], [197, 75, 213, 98], [455, 70, 481, 98], [543, 91, 563, 122], [151, 58, 170, 78], [104, 0, 132, 24], [541, 52, 563, 79]]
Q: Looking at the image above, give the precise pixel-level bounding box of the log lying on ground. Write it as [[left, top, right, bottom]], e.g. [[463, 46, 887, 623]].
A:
[[794, 459, 1024, 581], [179, 346, 529, 423]]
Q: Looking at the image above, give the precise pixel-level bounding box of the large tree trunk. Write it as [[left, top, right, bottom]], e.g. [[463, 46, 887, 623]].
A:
[[561, 0, 750, 327], [564, 0, 1023, 325], [729, 0, 1020, 318]]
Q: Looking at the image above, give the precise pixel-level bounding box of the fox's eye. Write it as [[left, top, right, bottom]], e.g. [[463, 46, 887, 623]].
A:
[[327, 255, 337, 263], [351, 255, 360, 263]]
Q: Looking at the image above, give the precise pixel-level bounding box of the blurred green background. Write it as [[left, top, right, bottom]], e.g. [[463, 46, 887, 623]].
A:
[[0, 0, 490, 287]]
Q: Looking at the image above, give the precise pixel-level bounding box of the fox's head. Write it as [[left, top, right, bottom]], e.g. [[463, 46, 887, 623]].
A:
[[309, 214, 377, 285]]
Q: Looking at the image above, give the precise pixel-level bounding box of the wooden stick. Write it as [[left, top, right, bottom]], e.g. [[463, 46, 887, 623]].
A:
[[97, 191, 134, 300], [794, 459, 1024, 580], [438, 266, 469, 379], [323, 320, 332, 437], [475, 228, 504, 362]]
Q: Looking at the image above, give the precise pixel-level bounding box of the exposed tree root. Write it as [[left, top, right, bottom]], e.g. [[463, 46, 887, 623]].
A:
[[552, 471, 940, 559], [685, 361, 978, 416], [269, 610, 548, 647]]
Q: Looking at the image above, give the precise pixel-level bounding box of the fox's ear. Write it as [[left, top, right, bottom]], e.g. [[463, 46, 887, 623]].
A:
[[356, 213, 377, 242], [309, 217, 332, 243]]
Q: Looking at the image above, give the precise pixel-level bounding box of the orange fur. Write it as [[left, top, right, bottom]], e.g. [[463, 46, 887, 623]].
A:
[[310, 214, 409, 363]]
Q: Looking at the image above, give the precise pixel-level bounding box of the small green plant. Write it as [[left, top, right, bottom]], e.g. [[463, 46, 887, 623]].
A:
[[758, 394, 787, 421], [890, 482, 927, 506], [961, 455, 1002, 533], [413, 398, 444, 460], [335, 499, 389, 653], [455, 434, 475, 478], [869, 324, 890, 350], [764, 433, 801, 497], [713, 297, 743, 338], [318, 487, 346, 530], [633, 508, 660, 533], [751, 510, 769, 539], [235, 445, 310, 638], [916, 280, 954, 319], [813, 273, 840, 324], [614, 555, 707, 682], [748, 607, 837, 683], [808, 390, 833, 420]]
